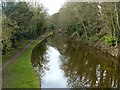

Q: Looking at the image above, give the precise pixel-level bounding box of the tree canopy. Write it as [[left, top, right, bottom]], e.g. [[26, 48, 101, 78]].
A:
[[2, 1, 47, 54]]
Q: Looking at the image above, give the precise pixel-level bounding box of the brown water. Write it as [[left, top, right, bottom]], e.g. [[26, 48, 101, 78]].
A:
[[31, 35, 119, 88]]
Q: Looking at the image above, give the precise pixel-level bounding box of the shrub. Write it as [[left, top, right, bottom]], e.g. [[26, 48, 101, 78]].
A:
[[104, 35, 118, 46]]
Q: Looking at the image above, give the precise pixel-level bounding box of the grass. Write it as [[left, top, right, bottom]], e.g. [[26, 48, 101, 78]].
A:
[[3, 50, 40, 88], [2, 32, 53, 88], [2, 40, 30, 64], [3, 41, 40, 88]]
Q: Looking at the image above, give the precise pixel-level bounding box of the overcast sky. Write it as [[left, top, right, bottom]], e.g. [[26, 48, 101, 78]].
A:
[[39, 0, 66, 15]]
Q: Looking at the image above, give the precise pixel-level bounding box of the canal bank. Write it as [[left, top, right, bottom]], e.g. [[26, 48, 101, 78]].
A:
[[81, 38, 118, 59], [2, 32, 53, 88]]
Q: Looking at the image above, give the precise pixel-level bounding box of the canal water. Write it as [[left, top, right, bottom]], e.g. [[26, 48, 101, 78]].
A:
[[31, 34, 119, 88]]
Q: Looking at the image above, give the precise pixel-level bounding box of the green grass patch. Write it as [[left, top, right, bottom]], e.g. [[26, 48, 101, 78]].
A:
[[2, 40, 30, 63], [3, 41, 40, 88]]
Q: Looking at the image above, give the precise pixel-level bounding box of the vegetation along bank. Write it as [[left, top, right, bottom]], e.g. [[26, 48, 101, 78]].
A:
[[47, 2, 120, 58]]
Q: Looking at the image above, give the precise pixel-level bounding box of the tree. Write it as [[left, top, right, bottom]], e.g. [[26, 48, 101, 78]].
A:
[[2, 1, 47, 54]]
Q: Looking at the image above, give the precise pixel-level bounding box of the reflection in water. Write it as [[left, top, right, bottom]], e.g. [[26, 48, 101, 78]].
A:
[[40, 46, 67, 88], [60, 42, 118, 88], [31, 42, 49, 77], [31, 37, 119, 88], [31, 41, 67, 88]]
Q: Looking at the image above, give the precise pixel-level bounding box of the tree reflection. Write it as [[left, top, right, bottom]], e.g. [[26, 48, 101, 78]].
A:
[[60, 42, 118, 88], [31, 36, 119, 88], [31, 41, 49, 77]]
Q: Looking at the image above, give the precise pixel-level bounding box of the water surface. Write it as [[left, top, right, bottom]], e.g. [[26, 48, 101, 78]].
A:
[[31, 35, 118, 88]]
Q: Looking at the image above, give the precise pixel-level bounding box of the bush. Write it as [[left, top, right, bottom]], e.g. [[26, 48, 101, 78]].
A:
[[89, 33, 106, 43], [90, 35, 99, 43], [104, 35, 118, 46], [97, 33, 107, 39]]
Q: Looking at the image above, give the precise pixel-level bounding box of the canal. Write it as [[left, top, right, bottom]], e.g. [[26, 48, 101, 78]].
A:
[[31, 34, 118, 88]]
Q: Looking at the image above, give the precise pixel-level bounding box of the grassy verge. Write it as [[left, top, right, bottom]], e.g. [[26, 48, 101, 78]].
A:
[[2, 40, 30, 64], [2, 32, 53, 88], [3, 41, 40, 88]]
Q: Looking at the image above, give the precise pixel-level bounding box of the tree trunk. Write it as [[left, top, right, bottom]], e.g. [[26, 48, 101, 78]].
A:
[[115, 3, 120, 47], [81, 21, 88, 38]]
